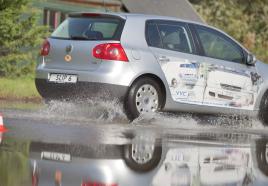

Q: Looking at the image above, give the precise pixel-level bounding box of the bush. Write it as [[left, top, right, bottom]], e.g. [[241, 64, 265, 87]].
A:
[[0, 0, 48, 77], [192, 0, 268, 63]]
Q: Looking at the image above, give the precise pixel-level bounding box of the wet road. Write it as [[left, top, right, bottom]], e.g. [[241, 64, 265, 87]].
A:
[[1, 100, 268, 186]]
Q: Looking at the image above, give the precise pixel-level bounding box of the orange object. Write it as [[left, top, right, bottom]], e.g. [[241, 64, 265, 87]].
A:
[[0, 114, 7, 132], [55, 170, 62, 186]]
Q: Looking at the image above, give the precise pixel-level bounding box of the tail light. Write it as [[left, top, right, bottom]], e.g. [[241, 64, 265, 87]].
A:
[[81, 180, 118, 186], [92, 43, 129, 62], [32, 161, 39, 186], [32, 173, 38, 186], [82, 13, 101, 17], [40, 39, 50, 56]]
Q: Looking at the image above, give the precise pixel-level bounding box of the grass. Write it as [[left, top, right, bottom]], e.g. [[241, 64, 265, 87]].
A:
[[0, 77, 41, 101], [0, 100, 43, 110]]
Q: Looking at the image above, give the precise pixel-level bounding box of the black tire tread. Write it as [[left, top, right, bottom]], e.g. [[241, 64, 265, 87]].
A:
[[123, 144, 162, 172], [259, 92, 268, 126], [124, 77, 164, 121]]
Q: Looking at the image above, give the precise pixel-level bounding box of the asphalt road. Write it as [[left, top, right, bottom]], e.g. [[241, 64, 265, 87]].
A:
[[2, 103, 268, 145], [2, 101, 268, 186]]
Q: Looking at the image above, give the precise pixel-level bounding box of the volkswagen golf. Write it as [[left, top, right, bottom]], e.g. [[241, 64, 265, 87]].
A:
[[35, 12, 268, 124]]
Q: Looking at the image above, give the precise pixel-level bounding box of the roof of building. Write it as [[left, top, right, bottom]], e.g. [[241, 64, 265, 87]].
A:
[[34, 1, 101, 12], [34, 0, 121, 12], [35, 0, 204, 23], [121, 0, 204, 23]]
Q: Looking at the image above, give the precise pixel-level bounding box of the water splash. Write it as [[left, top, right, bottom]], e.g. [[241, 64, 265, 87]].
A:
[[39, 99, 128, 123], [2, 99, 267, 132]]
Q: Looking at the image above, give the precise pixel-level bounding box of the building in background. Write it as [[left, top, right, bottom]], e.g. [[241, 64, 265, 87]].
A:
[[122, 0, 204, 23], [35, 0, 203, 30], [34, 0, 122, 30]]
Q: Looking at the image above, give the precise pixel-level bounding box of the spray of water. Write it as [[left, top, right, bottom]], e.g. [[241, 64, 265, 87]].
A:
[[2, 99, 267, 132], [39, 99, 128, 123], [132, 112, 200, 129]]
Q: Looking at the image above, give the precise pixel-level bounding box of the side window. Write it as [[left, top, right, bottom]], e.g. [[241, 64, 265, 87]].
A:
[[157, 24, 193, 53], [91, 22, 118, 38], [195, 26, 244, 63], [146, 23, 162, 48]]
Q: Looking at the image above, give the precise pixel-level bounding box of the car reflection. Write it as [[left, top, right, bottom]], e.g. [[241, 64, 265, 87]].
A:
[[29, 134, 161, 186], [254, 139, 268, 179], [152, 147, 253, 186], [200, 148, 250, 185], [3, 132, 268, 186]]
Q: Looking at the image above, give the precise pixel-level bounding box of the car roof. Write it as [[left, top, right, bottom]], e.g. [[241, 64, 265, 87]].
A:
[[69, 12, 250, 53], [71, 11, 207, 26]]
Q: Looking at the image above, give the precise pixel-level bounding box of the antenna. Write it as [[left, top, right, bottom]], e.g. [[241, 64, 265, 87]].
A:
[[103, 0, 108, 12]]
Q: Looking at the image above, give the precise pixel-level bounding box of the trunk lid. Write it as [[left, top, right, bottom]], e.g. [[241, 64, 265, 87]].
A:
[[44, 13, 125, 71]]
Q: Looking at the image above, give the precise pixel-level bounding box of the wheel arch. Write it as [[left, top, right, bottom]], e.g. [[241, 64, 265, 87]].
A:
[[256, 87, 268, 126], [129, 73, 167, 109], [256, 88, 268, 110]]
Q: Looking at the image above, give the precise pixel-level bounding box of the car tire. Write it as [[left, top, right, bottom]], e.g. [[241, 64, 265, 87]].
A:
[[123, 144, 162, 172], [256, 139, 268, 176], [124, 77, 164, 121], [259, 93, 268, 126]]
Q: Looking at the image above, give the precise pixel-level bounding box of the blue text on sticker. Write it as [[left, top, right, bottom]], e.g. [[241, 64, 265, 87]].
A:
[[175, 90, 189, 99]]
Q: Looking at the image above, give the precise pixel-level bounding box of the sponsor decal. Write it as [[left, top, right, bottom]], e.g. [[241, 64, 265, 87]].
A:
[[175, 90, 189, 99], [162, 61, 263, 110], [151, 148, 251, 186]]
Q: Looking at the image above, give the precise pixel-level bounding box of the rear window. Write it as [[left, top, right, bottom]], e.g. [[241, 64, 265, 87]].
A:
[[51, 17, 124, 40]]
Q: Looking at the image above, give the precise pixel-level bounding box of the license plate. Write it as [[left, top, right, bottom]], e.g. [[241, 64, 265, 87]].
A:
[[41, 151, 71, 162], [49, 74, 77, 83]]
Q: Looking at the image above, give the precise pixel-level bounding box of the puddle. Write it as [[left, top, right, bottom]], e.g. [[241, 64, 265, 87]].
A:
[[1, 126, 268, 186]]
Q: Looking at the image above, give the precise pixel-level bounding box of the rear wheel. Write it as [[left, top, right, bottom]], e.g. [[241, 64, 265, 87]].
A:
[[124, 77, 164, 121], [259, 93, 268, 126], [124, 142, 162, 172]]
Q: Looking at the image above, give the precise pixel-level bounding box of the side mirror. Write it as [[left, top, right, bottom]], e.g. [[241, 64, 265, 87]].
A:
[[246, 53, 257, 66]]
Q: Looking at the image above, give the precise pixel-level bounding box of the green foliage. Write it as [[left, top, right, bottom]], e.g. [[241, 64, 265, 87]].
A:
[[0, 0, 48, 77], [0, 77, 41, 100], [192, 0, 268, 63]]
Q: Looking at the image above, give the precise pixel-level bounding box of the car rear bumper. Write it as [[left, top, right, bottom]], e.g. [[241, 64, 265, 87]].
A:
[[35, 78, 129, 101], [35, 60, 135, 86]]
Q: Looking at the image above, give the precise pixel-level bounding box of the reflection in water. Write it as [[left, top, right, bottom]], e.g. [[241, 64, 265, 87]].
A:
[[27, 133, 158, 186], [200, 148, 250, 185], [152, 147, 253, 186], [2, 129, 268, 186], [0, 137, 31, 186], [152, 146, 254, 186], [0, 132, 3, 145], [255, 139, 268, 178]]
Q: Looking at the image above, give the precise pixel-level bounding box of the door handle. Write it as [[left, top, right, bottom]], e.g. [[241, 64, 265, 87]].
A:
[[158, 56, 170, 62]]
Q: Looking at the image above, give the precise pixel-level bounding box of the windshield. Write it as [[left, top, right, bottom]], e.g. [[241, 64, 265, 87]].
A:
[[51, 17, 124, 40]]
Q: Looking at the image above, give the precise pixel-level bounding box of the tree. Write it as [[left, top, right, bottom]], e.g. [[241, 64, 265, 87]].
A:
[[0, 0, 48, 77], [192, 0, 268, 63]]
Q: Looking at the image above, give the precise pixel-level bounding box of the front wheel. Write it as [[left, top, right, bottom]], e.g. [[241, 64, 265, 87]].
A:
[[259, 94, 268, 126], [124, 77, 164, 121]]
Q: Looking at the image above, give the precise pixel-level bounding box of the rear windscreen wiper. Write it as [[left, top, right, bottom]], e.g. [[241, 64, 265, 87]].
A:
[[70, 35, 96, 40]]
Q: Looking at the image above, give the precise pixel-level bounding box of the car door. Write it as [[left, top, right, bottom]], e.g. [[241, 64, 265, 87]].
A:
[[191, 24, 263, 110], [146, 20, 206, 106]]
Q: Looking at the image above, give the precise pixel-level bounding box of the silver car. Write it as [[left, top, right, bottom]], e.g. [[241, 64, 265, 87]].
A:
[[35, 12, 268, 124]]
